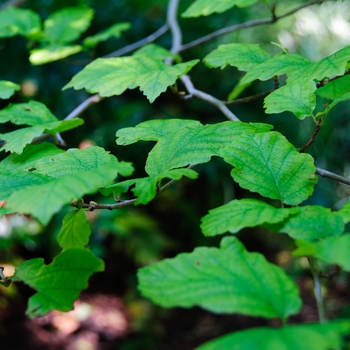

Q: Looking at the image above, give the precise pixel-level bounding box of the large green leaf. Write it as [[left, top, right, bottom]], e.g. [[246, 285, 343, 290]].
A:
[[101, 168, 198, 205], [0, 100, 58, 125], [0, 119, 83, 154], [0, 170, 53, 200], [12, 249, 104, 317], [201, 199, 295, 236], [203, 43, 269, 70], [220, 131, 317, 205], [29, 45, 82, 65], [0, 143, 64, 172], [63, 55, 199, 103], [239, 54, 311, 86], [197, 321, 350, 350], [266, 206, 344, 240], [0, 7, 41, 39], [42, 7, 93, 44], [144, 121, 272, 175], [181, 0, 258, 18], [33, 146, 133, 178], [264, 80, 316, 119], [0, 80, 20, 99], [6, 167, 118, 224], [57, 210, 91, 250], [339, 200, 350, 223], [83, 22, 131, 48], [138, 236, 301, 320]]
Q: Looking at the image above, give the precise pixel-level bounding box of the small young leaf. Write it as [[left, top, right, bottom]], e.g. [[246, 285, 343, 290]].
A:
[[34, 146, 133, 178], [197, 321, 350, 350], [6, 167, 118, 224], [221, 131, 317, 205], [0, 143, 64, 172], [102, 168, 198, 205], [30, 45, 82, 65], [83, 22, 131, 48], [0, 119, 83, 154], [266, 206, 344, 240], [203, 43, 269, 70], [0, 80, 20, 99], [116, 119, 201, 146], [12, 249, 104, 317], [264, 80, 316, 119], [0, 7, 41, 39], [42, 7, 94, 44], [138, 236, 301, 320], [63, 55, 199, 103], [0, 100, 58, 125], [181, 0, 258, 18], [201, 199, 295, 236], [57, 210, 91, 250]]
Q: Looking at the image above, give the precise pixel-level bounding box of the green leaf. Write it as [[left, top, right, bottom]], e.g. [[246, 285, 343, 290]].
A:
[[0, 100, 58, 125], [339, 200, 350, 223], [33, 146, 133, 178], [201, 199, 295, 236], [240, 54, 311, 86], [197, 321, 350, 350], [102, 168, 198, 204], [316, 74, 350, 100], [0, 119, 83, 154], [83, 22, 131, 48], [314, 234, 350, 271], [57, 210, 91, 250], [0, 80, 20, 99], [323, 90, 350, 115], [12, 249, 104, 317], [63, 55, 199, 103], [181, 0, 258, 18], [0, 7, 41, 39], [266, 206, 344, 240], [0, 143, 64, 172], [138, 236, 301, 319], [293, 240, 317, 257], [0, 170, 53, 200], [264, 80, 316, 119], [145, 121, 272, 175], [42, 7, 94, 44], [29, 45, 82, 65], [6, 167, 118, 224], [133, 43, 182, 63], [116, 119, 201, 146], [203, 43, 269, 70], [220, 131, 317, 205]]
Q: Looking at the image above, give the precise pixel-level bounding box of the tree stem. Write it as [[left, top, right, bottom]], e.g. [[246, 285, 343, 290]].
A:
[[308, 257, 327, 323]]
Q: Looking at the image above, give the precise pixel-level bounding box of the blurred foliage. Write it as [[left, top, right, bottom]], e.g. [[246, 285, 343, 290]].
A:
[[1, 0, 350, 348]]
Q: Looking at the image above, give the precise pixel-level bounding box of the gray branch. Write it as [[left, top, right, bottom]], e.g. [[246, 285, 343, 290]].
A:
[[316, 167, 350, 186], [180, 0, 333, 52], [104, 23, 169, 58]]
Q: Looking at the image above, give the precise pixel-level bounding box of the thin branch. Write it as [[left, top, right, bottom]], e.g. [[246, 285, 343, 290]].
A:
[[104, 23, 169, 58], [300, 117, 322, 153], [308, 257, 327, 323], [179, 0, 332, 52], [225, 89, 274, 106], [167, 0, 182, 54], [180, 75, 240, 121], [316, 167, 350, 186], [64, 94, 103, 121]]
